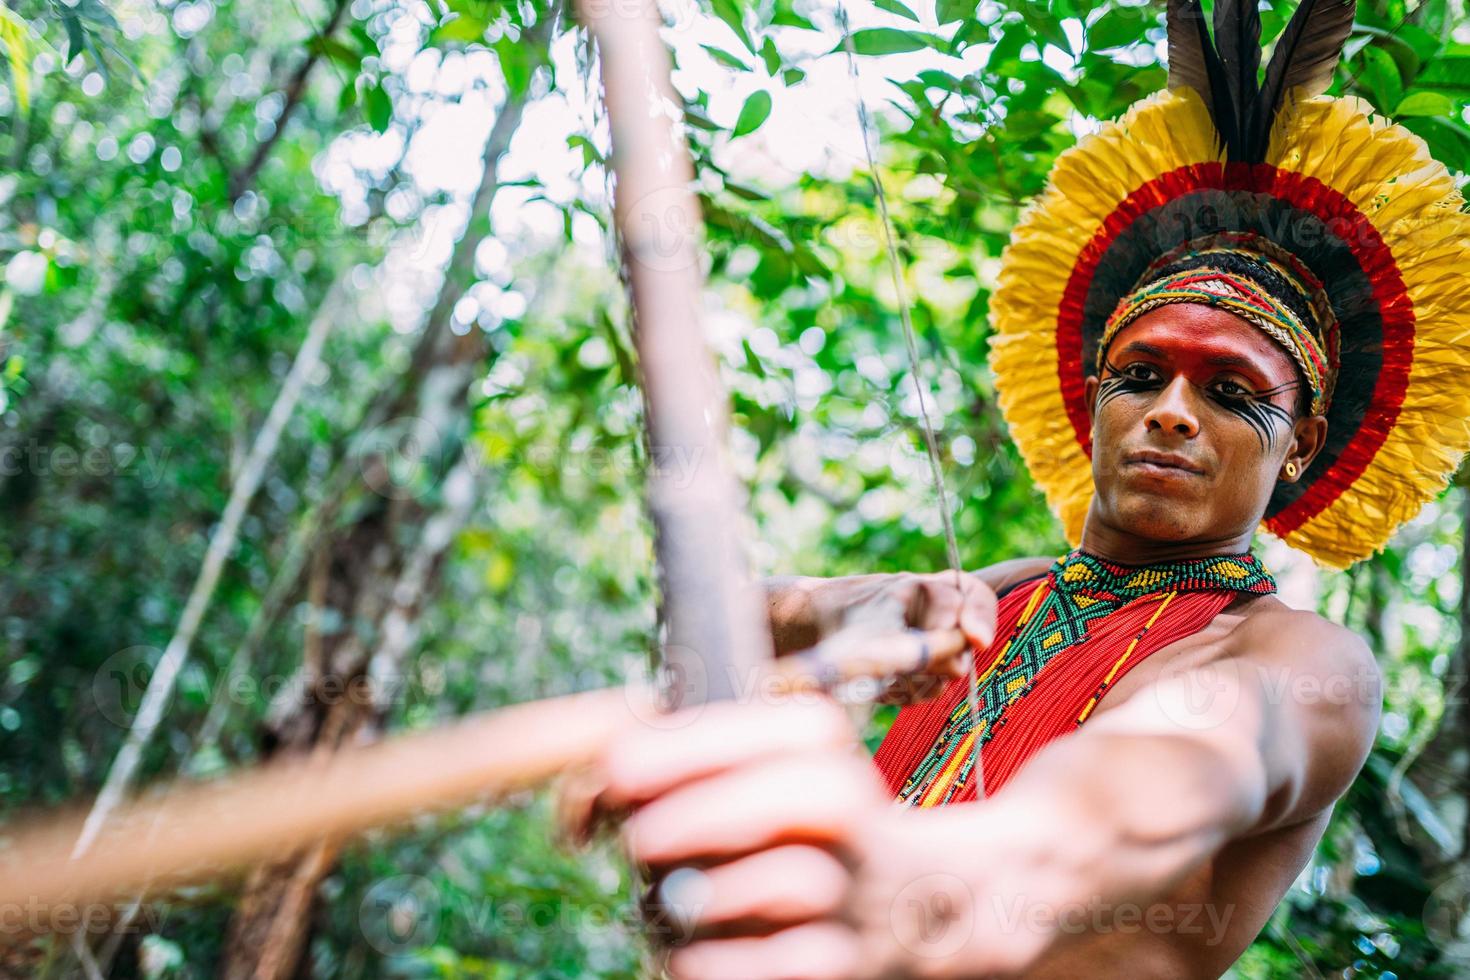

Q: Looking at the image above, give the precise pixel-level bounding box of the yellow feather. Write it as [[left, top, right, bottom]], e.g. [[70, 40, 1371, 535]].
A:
[[991, 88, 1470, 568], [992, 91, 1219, 547], [1265, 98, 1470, 568]]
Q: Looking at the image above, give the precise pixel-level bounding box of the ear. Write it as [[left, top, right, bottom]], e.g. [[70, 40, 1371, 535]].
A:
[[1084, 375, 1100, 426], [1279, 415, 1329, 483]]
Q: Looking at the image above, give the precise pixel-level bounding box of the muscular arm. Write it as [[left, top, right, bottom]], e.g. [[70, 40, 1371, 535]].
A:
[[583, 608, 1380, 978], [955, 610, 1380, 943]]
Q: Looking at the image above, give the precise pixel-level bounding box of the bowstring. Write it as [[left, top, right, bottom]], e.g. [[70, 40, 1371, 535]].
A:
[[837, 5, 983, 800]]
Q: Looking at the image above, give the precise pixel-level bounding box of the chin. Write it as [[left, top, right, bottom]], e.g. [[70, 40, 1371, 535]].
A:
[[1103, 494, 1208, 542]]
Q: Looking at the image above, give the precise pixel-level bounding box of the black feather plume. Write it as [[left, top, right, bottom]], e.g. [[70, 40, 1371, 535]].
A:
[[1213, 0, 1262, 154], [1166, 0, 1241, 158], [1247, 0, 1357, 160]]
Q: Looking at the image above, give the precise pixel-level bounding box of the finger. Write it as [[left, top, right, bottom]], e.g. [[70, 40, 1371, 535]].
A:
[[958, 577, 998, 650], [669, 922, 864, 980], [600, 698, 854, 809], [554, 765, 611, 849], [669, 845, 849, 932], [623, 754, 881, 866], [911, 572, 963, 630], [775, 627, 968, 692]]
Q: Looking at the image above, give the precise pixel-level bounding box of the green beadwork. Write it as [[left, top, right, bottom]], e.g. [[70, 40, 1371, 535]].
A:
[[897, 551, 1277, 805]]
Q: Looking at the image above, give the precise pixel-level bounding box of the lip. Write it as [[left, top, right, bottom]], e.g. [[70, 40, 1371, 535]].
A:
[[1122, 450, 1207, 476]]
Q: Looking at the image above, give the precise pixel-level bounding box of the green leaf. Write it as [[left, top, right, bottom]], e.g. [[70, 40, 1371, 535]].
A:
[[833, 28, 933, 56], [771, 4, 817, 30], [363, 81, 392, 132], [61, 13, 86, 65], [950, 16, 990, 51], [917, 68, 960, 90], [700, 44, 751, 70], [1087, 8, 1147, 52], [937, 0, 974, 25], [1415, 56, 1470, 94], [683, 103, 722, 131], [567, 134, 604, 167], [732, 89, 772, 137], [73, 0, 118, 29], [724, 180, 769, 201], [309, 36, 364, 71], [495, 36, 531, 94], [987, 20, 1029, 70], [1394, 90, 1455, 117], [873, 0, 920, 23], [1392, 25, 1439, 76], [1019, 6, 1070, 53], [0, 7, 31, 113], [792, 245, 830, 279], [760, 37, 781, 75], [741, 339, 767, 378], [1352, 27, 1421, 85], [1356, 45, 1403, 113], [710, 0, 756, 55], [782, 67, 806, 86], [429, 12, 488, 44]]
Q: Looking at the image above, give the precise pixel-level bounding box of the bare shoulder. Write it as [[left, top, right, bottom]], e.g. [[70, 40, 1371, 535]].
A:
[[1219, 600, 1382, 829], [1226, 598, 1378, 683]]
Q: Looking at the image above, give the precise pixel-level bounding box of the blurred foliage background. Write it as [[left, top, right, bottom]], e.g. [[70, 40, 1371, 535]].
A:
[[0, 0, 1467, 975]]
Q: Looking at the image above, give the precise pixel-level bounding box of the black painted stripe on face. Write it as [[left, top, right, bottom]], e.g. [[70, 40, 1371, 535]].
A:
[[1097, 361, 1298, 452]]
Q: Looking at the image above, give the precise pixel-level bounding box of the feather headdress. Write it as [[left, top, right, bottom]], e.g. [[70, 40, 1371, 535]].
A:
[[989, 0, 1470, 569]]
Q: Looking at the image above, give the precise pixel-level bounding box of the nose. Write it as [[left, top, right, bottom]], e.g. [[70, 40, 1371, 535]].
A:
[[1145, 377, 1200, 438]]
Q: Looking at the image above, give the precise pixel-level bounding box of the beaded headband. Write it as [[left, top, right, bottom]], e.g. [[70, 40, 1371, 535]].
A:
[[1098, 242, 1337, 416]]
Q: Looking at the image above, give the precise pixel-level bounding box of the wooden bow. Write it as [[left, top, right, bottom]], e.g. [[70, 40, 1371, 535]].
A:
[[0, 0, 772, 914]]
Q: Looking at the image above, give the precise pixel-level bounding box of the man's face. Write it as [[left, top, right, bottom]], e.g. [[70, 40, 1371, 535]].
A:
[[1084, 303, 1326, 545]]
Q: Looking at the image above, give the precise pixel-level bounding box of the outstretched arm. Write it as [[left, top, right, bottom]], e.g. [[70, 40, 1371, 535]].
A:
[[574, 608, 1379, 979], [962, 610, 1379, 926]]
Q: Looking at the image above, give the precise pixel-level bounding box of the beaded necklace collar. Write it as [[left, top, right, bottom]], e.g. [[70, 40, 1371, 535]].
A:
[[892, 549, 1275, 807], [1050, 549, 1278, 601]]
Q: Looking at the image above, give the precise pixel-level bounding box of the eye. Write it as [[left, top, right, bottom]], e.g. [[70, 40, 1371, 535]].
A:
[[1120, 363, 1159, 382], [1213, 380, 1253, 400]]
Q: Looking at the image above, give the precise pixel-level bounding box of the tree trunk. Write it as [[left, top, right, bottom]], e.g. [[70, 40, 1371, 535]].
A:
[[216, 77, 532, 979]]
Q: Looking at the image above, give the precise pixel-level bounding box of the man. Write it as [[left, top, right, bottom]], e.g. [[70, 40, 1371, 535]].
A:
[[569, 0, 1470, 975], [583, 294, 1380, 980]]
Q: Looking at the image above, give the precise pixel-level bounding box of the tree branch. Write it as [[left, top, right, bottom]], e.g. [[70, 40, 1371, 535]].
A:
[[228, 0, 353, 202], [70, 279, 346, 859]]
